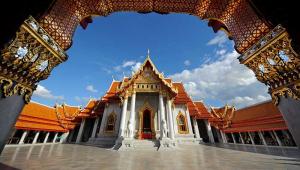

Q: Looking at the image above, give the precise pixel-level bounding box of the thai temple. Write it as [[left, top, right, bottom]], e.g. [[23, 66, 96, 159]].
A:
[[6, 56, 297, 149]]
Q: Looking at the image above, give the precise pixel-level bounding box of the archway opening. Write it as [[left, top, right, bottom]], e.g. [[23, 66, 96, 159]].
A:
[[142, 109, 152, 140]]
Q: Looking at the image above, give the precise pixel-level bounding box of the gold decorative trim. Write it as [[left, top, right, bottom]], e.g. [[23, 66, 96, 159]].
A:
[[0, 16, 67, 103], [176, 111, 189, 134], [55, 104, 81, 129], [117, 56, 178, 97], [209, 105, 235, 129], [271, 81, 300, 105], [239, 25, 300, 105], [0, 76, 33, 103]]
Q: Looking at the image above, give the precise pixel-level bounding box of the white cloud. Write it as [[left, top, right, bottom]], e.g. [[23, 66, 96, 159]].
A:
[[131, 62, 142, 73], [122, 61, 136, 67], [114, 60, 138, 71], [216, 49, 226, 56], [33, 85, 64, 101], [184, 60, 191, 66], [86, 85, 98, 93], [169, 50, 270, 108], [207, 32, 228, 47]]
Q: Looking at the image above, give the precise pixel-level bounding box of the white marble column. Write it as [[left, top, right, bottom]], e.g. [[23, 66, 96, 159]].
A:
[[248, 132, 255, 145], [60, 132, 69, 143], [98, 106, 108, 136], [76, 118, 86, 143], [19, 130, 28, 144], [91, 117, 100, 138], [192, 117, 201, 139], [167, 99, 175, 140], [258, 131, 267, 146], [272, 130, 283, 146], [128, 89, 136, 139], [220, 131, 227, 143], [204, 120, 215, 143], [185, 106, 193, 135], [118, 95, 128, 138], [67, 130, 75, 143], [43, 132, 50, 143], [231, 133, 237, 144], [32, 131, 40, 144], [159, 93, 167, 139], [239, 132, 245, 144], [52, 133, 58, 143]]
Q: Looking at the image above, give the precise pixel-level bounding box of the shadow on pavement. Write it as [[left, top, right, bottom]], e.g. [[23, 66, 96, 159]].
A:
[[0, 163, 20, 170]]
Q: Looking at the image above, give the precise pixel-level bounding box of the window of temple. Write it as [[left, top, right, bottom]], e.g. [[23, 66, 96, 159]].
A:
[[177, 112, 188, 134], [105, 112, 116, 132]]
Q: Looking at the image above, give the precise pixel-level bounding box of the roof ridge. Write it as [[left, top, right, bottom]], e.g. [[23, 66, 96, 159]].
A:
[[30, 100, 55, 109], [236, 99, 272, 111]]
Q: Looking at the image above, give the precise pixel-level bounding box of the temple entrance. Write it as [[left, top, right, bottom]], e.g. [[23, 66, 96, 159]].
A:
[[138, 102, 155, 140], [142, 109, 152, 139]]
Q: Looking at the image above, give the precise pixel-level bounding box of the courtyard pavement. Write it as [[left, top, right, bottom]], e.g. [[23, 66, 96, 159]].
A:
[[0, 144, 300, 170]]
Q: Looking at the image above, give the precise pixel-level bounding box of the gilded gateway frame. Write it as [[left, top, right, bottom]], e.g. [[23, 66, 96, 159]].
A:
[[177, 111, 189, 134], [137, 101, 156, 139], [105, 111, 116, 134]]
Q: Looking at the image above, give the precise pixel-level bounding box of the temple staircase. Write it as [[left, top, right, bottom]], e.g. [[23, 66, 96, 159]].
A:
[[117, 139, 160, 151]]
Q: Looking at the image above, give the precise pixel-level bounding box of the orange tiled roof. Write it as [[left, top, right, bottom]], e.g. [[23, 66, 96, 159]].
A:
[[78, 100, 98, 118], [173, 83, 191, 104], [223, 100, 287, 133], [55, 104, 81, 130], [187, 101, 199, 116], [209, 105, 235, 129], [16, 102, 67, 132], [102, 81, 121, 102], [194, 101, 211, 119], [171, 83, 209, 118]]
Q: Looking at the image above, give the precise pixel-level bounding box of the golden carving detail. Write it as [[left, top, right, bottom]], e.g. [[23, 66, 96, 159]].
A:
[[240, 25, 300, 105], [0, 16, 67, 103], [209, 105, 235, 129], [176, 111, 189, 134], [55, 104, 81, 129], [118, 57, 177, 97], [105, 111, 116, 133]]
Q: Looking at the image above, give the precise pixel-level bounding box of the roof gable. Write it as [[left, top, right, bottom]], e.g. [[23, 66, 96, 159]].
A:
[[117, 56, 177, 96]]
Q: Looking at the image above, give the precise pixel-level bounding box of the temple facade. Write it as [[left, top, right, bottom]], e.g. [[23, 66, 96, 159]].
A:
[[5, 57, 297, 150], [87, 56, 203, 149]]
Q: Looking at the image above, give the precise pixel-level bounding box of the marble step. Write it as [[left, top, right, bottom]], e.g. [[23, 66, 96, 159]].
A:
[[132, 140, 159, 148]]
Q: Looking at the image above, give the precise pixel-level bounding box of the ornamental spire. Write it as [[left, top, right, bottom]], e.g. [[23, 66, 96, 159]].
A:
[[147, 49, 150, 58]]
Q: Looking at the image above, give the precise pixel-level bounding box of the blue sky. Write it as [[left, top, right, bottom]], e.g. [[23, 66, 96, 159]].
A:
[[32, 12, 270, 108]]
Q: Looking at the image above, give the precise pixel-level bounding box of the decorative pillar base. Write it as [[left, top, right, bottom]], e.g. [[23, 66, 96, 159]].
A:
[[159, 138, 176, 149], [0, 94, 25, 154], [278, 96, 300, 148]]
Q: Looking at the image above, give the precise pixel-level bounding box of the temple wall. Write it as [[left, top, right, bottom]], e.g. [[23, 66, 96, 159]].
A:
[[173, 104, 193, 136], [99, 102, 121, 137], [134, 93, 160, 136]]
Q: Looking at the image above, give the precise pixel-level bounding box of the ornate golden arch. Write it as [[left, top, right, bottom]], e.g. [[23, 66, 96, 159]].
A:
[[177, 111, 189, 134], [105, 111, 116, 133], [138, 101, 156, 139], [38, 0, 270, 53]]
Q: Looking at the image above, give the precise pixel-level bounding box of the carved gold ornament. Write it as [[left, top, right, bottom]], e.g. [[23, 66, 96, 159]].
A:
[[240, 25, 300, 105], [0, 16, 67, 103]]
